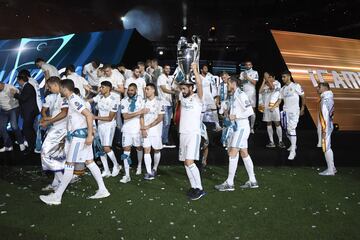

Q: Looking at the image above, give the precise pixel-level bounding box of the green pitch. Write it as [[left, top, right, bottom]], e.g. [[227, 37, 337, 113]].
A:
[[0, 166, 359, 240]]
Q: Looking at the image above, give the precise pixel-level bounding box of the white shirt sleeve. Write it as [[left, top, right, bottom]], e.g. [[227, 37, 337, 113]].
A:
[[295, 83, 304, 96], [61, 98, 69, 109], [69, 95, 86, 114], [43, 95, 53, 108]]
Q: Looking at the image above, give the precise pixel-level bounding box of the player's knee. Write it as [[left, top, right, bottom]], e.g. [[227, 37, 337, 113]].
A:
[[239, 149, 248, 158], [266, 122, 272, 126], [154, 149, 160, 153], [274, 122, 281, 127], [136, 147, 142, 151], [228, 148, 238, 158], [65, 162, 75, 166], [144, 148, 151, 154], [123, 147, 131, 152], [184, 160, 194, 166], [287, 129, 296, 136]]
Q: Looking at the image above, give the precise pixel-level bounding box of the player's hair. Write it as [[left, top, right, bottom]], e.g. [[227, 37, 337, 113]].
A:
[[201, 64, 208, 69], [137, 61, 145, 67], [103, 64, 112, 69], [128, 83, 137, 89], [73, 87, 80, 95], [132, 65, 140, 71], [318, 82, 330, 90], [47, 76, 61, 85], [220, 71, 229, 76], [146, 83, 156, 90], [163, 64, 170, 68], [151, 58, 158, 63], [92, 59, 100, 67], [18, 69, 31, 77], [17, 74, 29, 82], [282, 70, 294, 82], [66, 64, 75, 73], [101, 80, 112, 89], [35, 58, 45, 63], [60, 79, 75, 91], [229, 75, 239, 85], [244, 60, 252, 64], [267, 71, 276, 78]]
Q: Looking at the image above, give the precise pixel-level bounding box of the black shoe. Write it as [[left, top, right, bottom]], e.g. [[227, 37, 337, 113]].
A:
[[23, 148, 33, 155], [190, 188, 206, 201], [186, 188, 197, 197]]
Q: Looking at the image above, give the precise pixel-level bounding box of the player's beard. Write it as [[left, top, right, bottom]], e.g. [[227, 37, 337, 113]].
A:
[[182, 91, 191, 98]]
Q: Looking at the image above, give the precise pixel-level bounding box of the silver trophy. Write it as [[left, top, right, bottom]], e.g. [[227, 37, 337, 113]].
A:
[[175, 35, 201, 84]]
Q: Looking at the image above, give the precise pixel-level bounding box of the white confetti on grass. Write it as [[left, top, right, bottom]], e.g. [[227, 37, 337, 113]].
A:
[[312, 225, 317, 229], [30, 224, 35, 228], [5, 193, 10, 197], [1, 211, 7, 214]]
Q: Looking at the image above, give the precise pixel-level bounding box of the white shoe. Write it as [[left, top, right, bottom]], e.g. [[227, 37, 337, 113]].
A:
[[111, 165, 122, 177], [316, 143, 322, 148], [34, 149, 41, 154], [288, 151, 296, 160], [319, 169, 335, 176], [41, 184, 55, 191], [88, 189, 110, 199], [0, 146, 13, 152], [120, 176, 131, 184], [39, 193, 61, 205], [24, 141, 29, 147], [250, 129, 255, 134], [136, 167, 142, 175], [19, 144, 26, 151], [101, 171, 111, 178]]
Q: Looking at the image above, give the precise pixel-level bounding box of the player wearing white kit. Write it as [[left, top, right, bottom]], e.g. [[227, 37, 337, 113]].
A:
[[200, 65, 221, 131], [120, 83, 147, 183], [63, 65, 91, 98], [125, 66, 146, 98], [39, 77, 68, 191], [88, 81, 121, 178], [317, 82, 336, 176], [258, 72, 285, 148], [140, 83, 164, 180], [82, 60, 103, 93], [215, 77, 259, 191], [178, 63, 206, 200], [239, 61, 258, 133], [271, 71, 305, 160], [39, 79, 110, 205]]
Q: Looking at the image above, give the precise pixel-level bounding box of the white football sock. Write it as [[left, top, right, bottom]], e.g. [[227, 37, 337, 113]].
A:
[[290, 135, 297, 152], [188, 163, 203, 190], [317, 122, 322, 146], [276, 126, 283, 142], [242, 155, 256, 182], [144, 153, 152, 174], [51, 171, 63, 187], [153, 152, 161, 171], [250, 114, 256, 129], [123, 151, 130, 177], [325, 149, 335, 172], [54, 164, 74, 199], [87, 162, 106, 192], [137, 150, 143, 169], [107, 150, 119, 168], [185, 165, 196, 189], [100, 155, 110, 173], [267, 125, 274, 143], [226, 153, 239, 186]]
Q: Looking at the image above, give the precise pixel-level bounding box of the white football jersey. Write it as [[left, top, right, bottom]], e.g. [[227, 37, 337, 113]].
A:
[[260, 80, 281, 109], [93, 93, 118, 125], [280, 82, 304, 112], [43, 93, 68, 128], [240, 69, 258, 93], [217, 81, 228, 102], [83, 62, 103, 86], [143, 97, 165, 137], [121, 96, 144, 134], [157, 73, 173, 106], [179, 93, 203, 134], [41, 63, 59, 78], [229, 88, 254, 119], [67, 93, 88, 132], [319, 90, 334, 134], [201, 73, 217, 105]]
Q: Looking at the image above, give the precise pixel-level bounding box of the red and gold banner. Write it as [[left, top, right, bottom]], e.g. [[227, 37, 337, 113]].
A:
[[271, 30, 360, 131]]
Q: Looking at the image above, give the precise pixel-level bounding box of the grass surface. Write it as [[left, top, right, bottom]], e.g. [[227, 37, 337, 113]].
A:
[[0, 165, 359, 240]]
